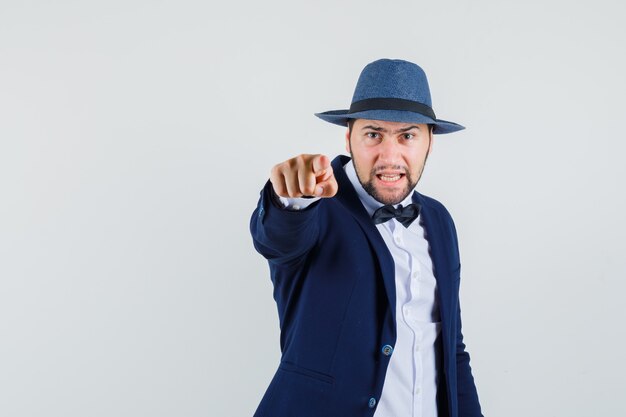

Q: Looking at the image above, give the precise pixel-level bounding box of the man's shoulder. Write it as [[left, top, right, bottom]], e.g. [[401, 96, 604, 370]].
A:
[[415, 192, 460, 243]]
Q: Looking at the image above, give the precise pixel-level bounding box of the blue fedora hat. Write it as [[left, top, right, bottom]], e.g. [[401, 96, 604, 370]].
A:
[[315, 59, 464, 134]]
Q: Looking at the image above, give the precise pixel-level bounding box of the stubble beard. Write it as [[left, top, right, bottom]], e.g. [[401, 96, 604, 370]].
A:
[[351, 154, 419, 205]]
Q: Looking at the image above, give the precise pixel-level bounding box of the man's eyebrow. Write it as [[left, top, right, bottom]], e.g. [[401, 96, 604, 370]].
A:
[[394, 125, 421, 133], [361, 125, 387, 132]]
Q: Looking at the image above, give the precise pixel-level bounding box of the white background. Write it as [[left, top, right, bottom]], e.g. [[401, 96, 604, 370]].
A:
[[1, 1, 625, 416]]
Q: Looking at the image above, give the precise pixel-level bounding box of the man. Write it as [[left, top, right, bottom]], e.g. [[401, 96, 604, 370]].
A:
[[250, 59, 483, 417]]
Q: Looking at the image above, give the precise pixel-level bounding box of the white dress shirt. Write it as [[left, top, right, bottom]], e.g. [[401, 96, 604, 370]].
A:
[[279, 160, 442, 417]]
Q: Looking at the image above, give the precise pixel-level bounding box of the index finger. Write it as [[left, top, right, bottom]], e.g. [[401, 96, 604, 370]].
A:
[[311, 154, 331, 176]]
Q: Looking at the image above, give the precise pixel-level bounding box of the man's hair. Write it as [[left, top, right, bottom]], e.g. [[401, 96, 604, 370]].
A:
[[347, 119, 434, 137], [348, 119, 357, 137]]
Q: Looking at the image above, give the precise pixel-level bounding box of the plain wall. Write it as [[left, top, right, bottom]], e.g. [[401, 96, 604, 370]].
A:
[[1, 0, 625, 416]]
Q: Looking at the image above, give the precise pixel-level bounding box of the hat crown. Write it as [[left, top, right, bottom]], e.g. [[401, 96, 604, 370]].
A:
[[351, 59, 432, 107], [314, 58, 464, 134]]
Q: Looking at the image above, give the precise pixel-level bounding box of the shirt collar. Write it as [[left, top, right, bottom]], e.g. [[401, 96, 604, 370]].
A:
[[344, 158, 416, 218]]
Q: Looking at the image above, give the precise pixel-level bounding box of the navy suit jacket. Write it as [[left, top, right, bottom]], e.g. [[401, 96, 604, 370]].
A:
[[250, 155, 483, 417]]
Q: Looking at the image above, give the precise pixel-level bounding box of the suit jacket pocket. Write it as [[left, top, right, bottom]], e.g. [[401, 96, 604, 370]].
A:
[[279, 361, 335, 385]]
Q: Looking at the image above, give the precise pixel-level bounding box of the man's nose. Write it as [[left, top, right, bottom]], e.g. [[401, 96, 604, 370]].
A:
[[378, 138, 401, 164]]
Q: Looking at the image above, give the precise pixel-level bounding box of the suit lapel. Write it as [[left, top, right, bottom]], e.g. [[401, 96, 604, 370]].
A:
[[331, 156, 397, 327], [413, 192, 454, 332]]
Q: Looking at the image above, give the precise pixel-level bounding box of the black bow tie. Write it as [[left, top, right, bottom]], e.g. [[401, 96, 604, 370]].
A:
[[372, 203, 421, 228]]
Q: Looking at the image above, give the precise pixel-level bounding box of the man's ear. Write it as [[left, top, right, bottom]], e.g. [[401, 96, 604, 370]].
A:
[[345, 129, 350, 154]]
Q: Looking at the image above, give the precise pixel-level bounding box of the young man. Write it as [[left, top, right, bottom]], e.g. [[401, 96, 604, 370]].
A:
[[250, 59, 483, 417]]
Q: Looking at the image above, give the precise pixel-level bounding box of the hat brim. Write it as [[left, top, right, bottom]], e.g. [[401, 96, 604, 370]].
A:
[[314, 109, 464, 134]]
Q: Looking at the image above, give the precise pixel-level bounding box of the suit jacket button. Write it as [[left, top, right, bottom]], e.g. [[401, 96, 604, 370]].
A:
[[368, 397, 377, 408], [381, 344, 394, 356]]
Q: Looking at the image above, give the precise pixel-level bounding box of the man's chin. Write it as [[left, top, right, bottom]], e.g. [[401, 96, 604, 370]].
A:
[[375, 195, 407, 205], [368, 186, 412, 206]]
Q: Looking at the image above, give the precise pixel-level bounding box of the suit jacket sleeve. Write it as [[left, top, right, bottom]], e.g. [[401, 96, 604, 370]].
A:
[[250, 180, 322, 265]]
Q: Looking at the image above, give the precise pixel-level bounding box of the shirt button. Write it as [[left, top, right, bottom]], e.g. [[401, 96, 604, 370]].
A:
[[415, 345, 420, 352], [415, 387, 421, 395], [412, 271, 418, 279], [404, 307, 410, 316], [368, 397, 377, 408], [381, 344, 394, 356]]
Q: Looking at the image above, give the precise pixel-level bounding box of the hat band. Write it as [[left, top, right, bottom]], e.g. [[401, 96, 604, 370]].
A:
[[348, 98, 436, 120]]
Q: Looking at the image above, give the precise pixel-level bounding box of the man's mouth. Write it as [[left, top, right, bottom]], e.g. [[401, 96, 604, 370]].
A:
[[376, 173, 404, 183]]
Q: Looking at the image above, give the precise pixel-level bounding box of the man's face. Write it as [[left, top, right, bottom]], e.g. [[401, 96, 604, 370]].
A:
[[346, 119, 432, 205]]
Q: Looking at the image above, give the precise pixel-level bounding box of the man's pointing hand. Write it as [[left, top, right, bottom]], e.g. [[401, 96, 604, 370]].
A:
[[270, 154, 339, 198]]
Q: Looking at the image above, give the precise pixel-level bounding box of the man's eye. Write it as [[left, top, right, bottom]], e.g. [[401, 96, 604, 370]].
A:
[[366, 132, 380, 139], [403, 133, 414, 140]]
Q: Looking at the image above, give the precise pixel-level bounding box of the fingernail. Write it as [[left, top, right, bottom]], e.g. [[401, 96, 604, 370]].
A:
[[316, 186, 323, 195]]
